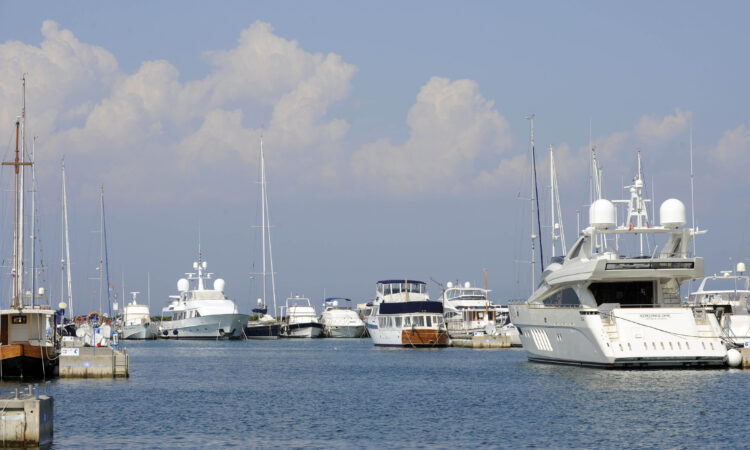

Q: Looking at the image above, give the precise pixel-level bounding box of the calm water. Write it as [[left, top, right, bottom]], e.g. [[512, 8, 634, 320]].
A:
[[23, 339, 750, 448]]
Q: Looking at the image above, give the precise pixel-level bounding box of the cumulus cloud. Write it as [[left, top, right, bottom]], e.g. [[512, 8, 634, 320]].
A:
[[351, 77, 511, 194], [634, 108, 692, 142], [0, 20, 356, 203], [711, 124, 750, 169]]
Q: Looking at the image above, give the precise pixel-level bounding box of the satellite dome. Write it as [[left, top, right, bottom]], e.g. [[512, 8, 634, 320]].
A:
[[202, 261, 207, 269], [446, 282, 453, 289], [464, 282, 471, 288], [193, 262, 198, 270], [589, 199, 616, 229], [660, 199, 686, 229], [333, 300, 339, 307], [177, 278, 189, 292], [214, 278, 225, 292], [738, 262, 747, 274], [257, 298, 263, 306], [58, 302, 67, 310]]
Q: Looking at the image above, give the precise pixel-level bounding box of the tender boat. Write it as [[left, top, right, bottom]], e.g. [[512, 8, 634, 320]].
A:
[[120, 292, 157, 340], [160, 258, 249, 339], [366, 279, 448, 347], [509, 156, 728, 368], [279, 296, 322, 338], [244, 300, 280, 339], [320, 298, 366, 338], [688, 268, 750, 347]]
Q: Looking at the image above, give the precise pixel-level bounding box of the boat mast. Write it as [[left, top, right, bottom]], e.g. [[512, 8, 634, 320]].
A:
[[31, 135, 37, 306], [689, 123, 696, 255], [19, 75, 26, 306], [550, 146, 566, 258], [98, 186, 104, 314], [61, 159, 73, 317], [260, 136, 267, 313], [103, 190, 112, 317], [525, 115, 537, 292]]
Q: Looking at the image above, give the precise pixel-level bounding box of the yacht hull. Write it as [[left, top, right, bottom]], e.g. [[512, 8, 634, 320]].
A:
[[0, 345, 58, 379], [324, 325, 365, 338], [510, 305, 728, 368], [244, 322, 280, 339], [368, 324, 448, 347], [159, 314, 249, 339], [280, 322, 322, 338], [121, 323, 158, 340]]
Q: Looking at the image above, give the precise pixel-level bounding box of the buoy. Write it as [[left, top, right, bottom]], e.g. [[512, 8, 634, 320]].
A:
[[727, 348, 742, 367]]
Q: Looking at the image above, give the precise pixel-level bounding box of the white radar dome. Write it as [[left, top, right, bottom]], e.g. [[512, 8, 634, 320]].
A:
[[177, 278, 189, 292], [446, 282, 453, 289], [38, 287, 45, 296], [333, 300, 339, 307], [58, 302, 67, 310], [737, 262, 747, 274], [589, 199, 616, 229], [660, 198, 686, 229], [257, 298, 263, 306], [464, 282, 471, 288], [202, 261, 207, 269], [214, 278, 225, 292], [193, 262, 198, 270]]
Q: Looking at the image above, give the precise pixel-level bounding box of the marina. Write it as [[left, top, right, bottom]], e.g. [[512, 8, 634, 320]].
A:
[[2, 3, 750, 448]]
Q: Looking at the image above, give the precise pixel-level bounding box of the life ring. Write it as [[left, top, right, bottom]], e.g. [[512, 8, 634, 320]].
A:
[[74, 315, 84, 325], [87, 311, 102, 325]]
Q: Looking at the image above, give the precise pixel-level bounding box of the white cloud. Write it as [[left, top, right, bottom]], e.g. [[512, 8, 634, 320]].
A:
[[634, 108, 692, 142], [351, 77, 511, 194], [711, 124, 750, 169]]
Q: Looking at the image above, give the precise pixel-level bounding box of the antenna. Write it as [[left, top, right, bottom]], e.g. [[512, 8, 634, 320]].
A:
[[689, 122, 696, 255]]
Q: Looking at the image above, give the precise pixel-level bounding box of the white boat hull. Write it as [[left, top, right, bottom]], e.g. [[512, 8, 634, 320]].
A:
[[510, 305, 728, 368], [324, 325, 365, 338], [121, 322, 158, 340], [159, 314, 249, 339], [281, 323, 322, 338]]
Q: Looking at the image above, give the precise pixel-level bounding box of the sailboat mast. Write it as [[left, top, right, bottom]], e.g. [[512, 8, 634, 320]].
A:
[[526, 114, 536, 292], [98, 186, 104, 314], [19, 75, 26, 306], [62, 159, 73, 317], [31, 136, 37, 307], [550, 146, 556, 258], [260, 137, 267, 313], [13, 120, 20, 308], [103, 190, 112, 317], [689, 124, 696, 255]]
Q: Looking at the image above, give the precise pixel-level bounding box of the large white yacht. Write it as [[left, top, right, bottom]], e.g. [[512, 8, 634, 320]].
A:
[[688, 268, 750, 347], [160, 258, 248, 339], [279, 296, 323, 338], [509, 159, 729, 368], [442, 281, 507, 338], [320, 298, 366, 338], [367, 279, 447, 347], [120, 292, 157, 340]]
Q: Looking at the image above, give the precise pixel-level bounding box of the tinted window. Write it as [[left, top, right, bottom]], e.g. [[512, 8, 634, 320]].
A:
[[589, 281, 653, 307], [542, 288, 580, 306]]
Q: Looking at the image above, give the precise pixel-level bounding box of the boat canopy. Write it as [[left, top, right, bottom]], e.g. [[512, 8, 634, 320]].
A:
[[324, 297, 351, 302], [377, 279, 425, 285]]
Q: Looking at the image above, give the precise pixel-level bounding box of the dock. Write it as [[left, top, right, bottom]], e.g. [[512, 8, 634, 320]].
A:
[[451, 334, 511, 349], [59, 346, 129, 378], [742, 348, 750, 369], [0, 385, 53, 447]]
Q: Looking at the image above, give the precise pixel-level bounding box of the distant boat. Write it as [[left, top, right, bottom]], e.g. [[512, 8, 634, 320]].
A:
[[687, 268, 750, 347], [0, 78, 58, 378], [441, 281, 506, 339], [120, 292, 157, 340], [160, 257, 249, 339], [320, 298, 365, 338], [245, 136, 280, 339], [366, 279, 448, 347], [279, 296, 322, 338]]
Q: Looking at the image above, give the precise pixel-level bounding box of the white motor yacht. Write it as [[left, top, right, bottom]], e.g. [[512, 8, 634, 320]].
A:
[[120, 292, 157, 340], [279, 296, 323, 338], [160, 258, 248, 339], [320, 298, 365, 338], [366, 279, 447, 347], [442, 281, 506, 338], [509, 157, 729, 368], [688, 268, 750, 347]]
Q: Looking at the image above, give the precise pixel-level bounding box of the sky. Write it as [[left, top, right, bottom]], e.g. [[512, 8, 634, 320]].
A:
[[1, 1, 749, 316]]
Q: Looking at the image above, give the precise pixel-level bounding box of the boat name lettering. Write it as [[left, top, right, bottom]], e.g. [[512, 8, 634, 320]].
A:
[[639, 313, 671, 320]]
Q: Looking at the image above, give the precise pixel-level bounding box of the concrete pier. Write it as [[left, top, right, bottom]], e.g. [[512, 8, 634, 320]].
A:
[[0, 385, 53, 447], [59, 347, 129, 378], [451, 334, 511, 349], [742, 348, 750, 369]]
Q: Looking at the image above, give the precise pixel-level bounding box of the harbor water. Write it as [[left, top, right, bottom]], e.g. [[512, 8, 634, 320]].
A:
[[27, 339, 750, 448]]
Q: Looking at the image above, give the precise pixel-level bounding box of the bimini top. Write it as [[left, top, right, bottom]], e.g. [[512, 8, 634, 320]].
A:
[[324, 297, 351, 302], [377, 279, 426, 285]]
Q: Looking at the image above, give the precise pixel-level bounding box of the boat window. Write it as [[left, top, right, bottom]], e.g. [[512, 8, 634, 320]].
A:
[[435, 316, 443, 325], [589, 282, 653, 307], [387, 317, 393, 328], [416, 316, 425, 326], [395, 317, 402, 328], [478, 312, 484, 320], [195, 311, 200, 317], [426, 316, 432, 327], [541, 288, 581, 307], [404, 316, 411, 326]]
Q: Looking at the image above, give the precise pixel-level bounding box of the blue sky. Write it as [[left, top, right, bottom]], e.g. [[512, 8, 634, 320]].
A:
[[1, 1, 749, 315]]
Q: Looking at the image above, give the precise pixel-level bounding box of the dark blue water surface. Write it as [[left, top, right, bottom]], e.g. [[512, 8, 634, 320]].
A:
[[37, 339, 750, 448]]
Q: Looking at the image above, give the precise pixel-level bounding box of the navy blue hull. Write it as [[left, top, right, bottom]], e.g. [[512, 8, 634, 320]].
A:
[[244, 323, 280, 339]]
